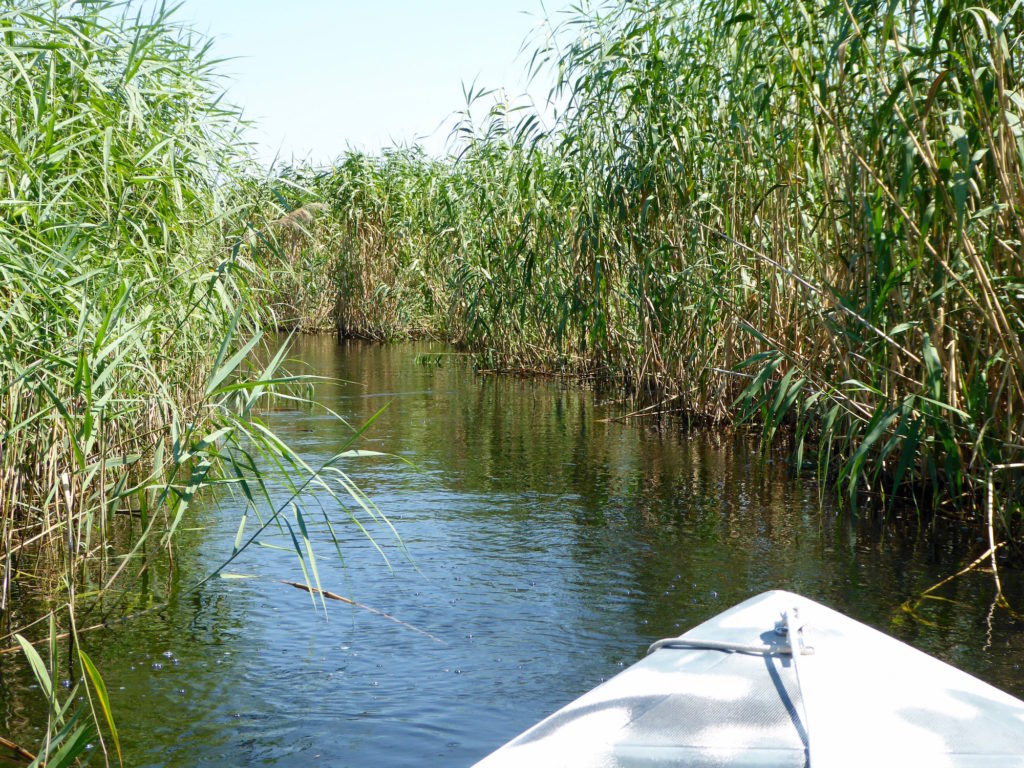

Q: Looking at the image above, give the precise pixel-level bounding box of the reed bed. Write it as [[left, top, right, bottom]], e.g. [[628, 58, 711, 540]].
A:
[[0, 3, 378, 761], [319, 0, 1024, 533]]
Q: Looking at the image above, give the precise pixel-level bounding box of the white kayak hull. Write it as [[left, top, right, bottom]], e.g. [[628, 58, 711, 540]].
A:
[[474, 590, 1024, 767]]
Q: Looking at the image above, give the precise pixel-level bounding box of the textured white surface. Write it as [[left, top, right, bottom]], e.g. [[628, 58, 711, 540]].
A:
[[474, 590, 1024, 768]]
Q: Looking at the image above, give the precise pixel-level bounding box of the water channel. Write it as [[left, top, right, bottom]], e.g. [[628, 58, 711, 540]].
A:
[[2, 336, 1023, 766]]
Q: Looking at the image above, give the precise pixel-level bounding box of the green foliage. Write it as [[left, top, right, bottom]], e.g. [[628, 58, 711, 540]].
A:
[[15, 618, 96, 767], [320, 0, 1024, 529], [0, 2, 391, 761]]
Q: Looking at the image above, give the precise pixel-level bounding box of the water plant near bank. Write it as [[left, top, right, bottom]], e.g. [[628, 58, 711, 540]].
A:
[[319, 0, 1024, 535], [0, 2, 379, 762]]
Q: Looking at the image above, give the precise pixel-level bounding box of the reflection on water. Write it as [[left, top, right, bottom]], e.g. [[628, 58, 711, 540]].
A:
[[2, 336, 1022, 766]]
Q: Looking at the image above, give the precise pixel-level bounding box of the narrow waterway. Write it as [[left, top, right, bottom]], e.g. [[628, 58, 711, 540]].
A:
[[2, 337, 1023, 766]]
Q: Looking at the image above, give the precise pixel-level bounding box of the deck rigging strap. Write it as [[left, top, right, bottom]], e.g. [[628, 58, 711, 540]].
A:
[[648, 606, 817, 767], [784, 606, 817, 768], [646, 637, 793, 656]]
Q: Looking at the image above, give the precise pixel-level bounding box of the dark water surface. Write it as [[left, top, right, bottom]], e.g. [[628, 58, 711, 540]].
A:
[[3, 337, 1023, 766]]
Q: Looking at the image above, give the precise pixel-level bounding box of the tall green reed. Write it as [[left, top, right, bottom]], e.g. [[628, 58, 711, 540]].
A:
[[0, 2, 390, 762], [319, 0, 1024, 535]]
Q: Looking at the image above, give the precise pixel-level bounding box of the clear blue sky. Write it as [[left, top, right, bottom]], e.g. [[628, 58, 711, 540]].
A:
[[162, 0, 577, 166]]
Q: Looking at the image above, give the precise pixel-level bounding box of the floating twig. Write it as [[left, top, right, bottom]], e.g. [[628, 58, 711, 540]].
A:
[[279, 581, 442, 643], [0, 734, 36, 763]]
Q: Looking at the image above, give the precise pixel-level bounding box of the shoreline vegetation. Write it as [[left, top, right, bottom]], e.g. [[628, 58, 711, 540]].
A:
[[0, 2, 376, 762], [0, 0, 1022, 763], [304, 0, 1024, 539]]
